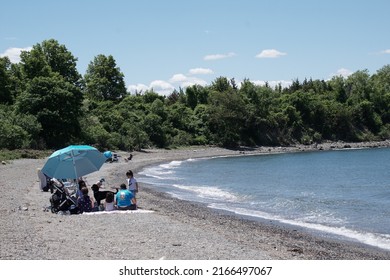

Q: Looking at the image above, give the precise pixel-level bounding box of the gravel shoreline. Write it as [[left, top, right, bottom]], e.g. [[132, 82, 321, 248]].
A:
[[1, 141, 390, 260]]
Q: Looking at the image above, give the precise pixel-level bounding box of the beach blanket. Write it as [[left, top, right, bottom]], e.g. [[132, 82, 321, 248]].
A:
[[82, 209, 154, 215]]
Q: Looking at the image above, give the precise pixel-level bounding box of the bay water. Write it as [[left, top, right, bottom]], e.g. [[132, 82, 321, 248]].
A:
[[138, 147, 390, 250]]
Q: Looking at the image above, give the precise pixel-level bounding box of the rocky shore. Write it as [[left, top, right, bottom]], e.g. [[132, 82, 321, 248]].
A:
[[1, 141, 390, 260]]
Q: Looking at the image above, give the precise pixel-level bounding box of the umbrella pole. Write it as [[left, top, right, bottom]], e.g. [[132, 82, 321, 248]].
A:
[[71, 149, 78, 181], [71, 149, 80, 200]]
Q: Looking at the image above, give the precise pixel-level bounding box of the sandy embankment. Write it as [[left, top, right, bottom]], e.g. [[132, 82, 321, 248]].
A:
[[1, 141, 390, 260]]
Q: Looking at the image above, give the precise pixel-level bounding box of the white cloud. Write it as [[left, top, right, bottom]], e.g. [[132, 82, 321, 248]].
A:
[[149, 80, 175, 95], [128, 70, 210, 96], [380, 49, 390, 54], [188, 68, 213, 75], [334, 68, 353, 78], [204, 52, 236, 61], [127, 80, 174, 96], [169, 74, 188, 83], [255, 49, 287, 58], [127, 83, 149, 94], [251, 80, 292, 88], [0, 46, 32, 63], [169, 73, 207, 87]]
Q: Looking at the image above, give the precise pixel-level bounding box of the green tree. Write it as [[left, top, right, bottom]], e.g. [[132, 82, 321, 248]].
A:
[[19, 39, 81, 85], [41, 39, 82, 85], [345, 70, 373, 104], [13, 39, 84, 148], [371, 65, 390, 123], [143, 113, 166, 147], [0, 57, 13, 104], [0, 106, 30, 149], [16, 75, 83, 148], [328, 75, 347, 103], [211, 76, 233, 92], [84, 54, 127, 101], [192, 104, 211, 144], [207, 86, 246, 147], [120, 122, 150, 151], [185, 84, 209, 109]]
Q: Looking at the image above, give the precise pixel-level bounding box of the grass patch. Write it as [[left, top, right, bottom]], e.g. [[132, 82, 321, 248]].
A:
[[0, 149, 53, 162]]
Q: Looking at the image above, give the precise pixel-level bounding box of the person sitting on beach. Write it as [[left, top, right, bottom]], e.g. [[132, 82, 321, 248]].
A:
[[115, 183, 136, 210], [37, 168, 51, 192], [104, 192, 115, 211], [76, 180, 87, 199], [124, 153, 133, 162], [77, 186, 93, 213]]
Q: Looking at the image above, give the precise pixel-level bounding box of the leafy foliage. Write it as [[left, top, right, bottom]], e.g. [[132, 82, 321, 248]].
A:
[[1, 38, 389, 151], [84, 54, 126, 101]]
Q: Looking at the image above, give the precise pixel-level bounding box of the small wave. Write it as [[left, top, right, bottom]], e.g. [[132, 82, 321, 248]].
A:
[[160, 160, 183, 169], [284, 220, 390, 251], [208, 204, 282, 221], [139, 165, 173, 176], [173, 184, 240, 202], [207, 204, 390, 251]]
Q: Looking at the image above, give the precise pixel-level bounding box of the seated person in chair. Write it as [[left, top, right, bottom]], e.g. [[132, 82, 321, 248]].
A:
[[115, 183, 136, 210]]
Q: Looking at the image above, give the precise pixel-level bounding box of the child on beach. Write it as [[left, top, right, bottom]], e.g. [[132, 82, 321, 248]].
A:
[[126, 170, 139, 197], [77, 187, 93, 213], [76, 180, 87, 199], [104, 192, 115, 211]]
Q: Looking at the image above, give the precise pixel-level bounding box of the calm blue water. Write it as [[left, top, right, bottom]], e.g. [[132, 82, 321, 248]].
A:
[[139, 148, 390, 250]]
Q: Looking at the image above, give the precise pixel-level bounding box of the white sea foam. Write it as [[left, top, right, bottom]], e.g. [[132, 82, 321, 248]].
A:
[[139, 166, 175, 180], [172, 184, 240, 202], [160, 160, 183, 169], [207, 204, 390, 251]]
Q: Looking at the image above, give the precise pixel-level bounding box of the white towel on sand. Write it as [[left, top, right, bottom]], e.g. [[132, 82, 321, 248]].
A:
[[83, 209, 154, 215]]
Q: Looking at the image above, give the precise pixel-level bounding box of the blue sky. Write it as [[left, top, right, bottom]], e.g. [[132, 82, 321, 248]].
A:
[[1, 0, 390, 95]]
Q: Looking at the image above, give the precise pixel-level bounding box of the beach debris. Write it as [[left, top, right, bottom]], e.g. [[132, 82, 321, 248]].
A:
[[172, 243, 182, 247], [288, 247, 304, 254]]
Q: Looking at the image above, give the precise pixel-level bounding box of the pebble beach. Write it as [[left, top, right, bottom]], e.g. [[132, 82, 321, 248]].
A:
[[1, 141, 390, 260]]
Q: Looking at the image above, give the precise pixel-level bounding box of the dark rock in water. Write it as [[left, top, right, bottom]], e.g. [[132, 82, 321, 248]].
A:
[[343, 144, 351, 148]]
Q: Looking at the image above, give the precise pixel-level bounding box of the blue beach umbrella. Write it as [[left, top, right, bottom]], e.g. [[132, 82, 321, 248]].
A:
[[103, 151, 112, 159], [42, 145, 106, 179]]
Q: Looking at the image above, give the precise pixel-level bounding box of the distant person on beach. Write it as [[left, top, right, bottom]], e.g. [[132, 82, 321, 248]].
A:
[[104, 192, 115, 211], [126, 170, 139, 197], [115, 183, 136, 210], [124, 153, 133, 162], [77, 187, 93, 213]]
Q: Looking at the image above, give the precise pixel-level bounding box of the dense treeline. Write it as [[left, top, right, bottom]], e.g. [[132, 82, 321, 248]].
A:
[[1, 39, 389, 151]]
